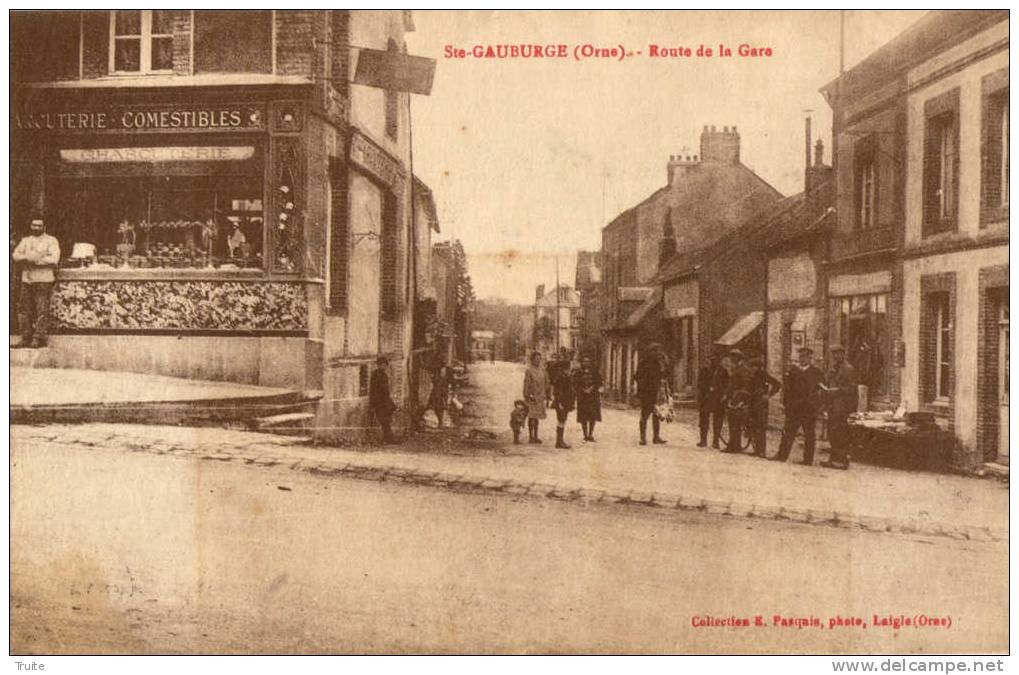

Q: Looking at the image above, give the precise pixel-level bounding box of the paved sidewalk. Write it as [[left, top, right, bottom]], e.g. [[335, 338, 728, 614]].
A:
[[11, 420, 1008, 542], [11, 366, 291, 407]]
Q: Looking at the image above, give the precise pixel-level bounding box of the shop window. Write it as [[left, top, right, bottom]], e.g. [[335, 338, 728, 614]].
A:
[[833, 293, 888, 397], [981, 76, 1009, 221], [922, 89, 960, 235], [11, 11, 81, 83], [384, 39, 400, 141], [854, 137, 877, 230], [194, 10, 272, 74], [49, 152, 265, 270], [110, 10, 177, 74], [358, 364, 370, 397]]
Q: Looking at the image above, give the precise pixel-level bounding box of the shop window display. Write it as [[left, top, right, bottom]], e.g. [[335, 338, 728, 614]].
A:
[[50, 175, 264, 270], [833, 293, 888, 397]]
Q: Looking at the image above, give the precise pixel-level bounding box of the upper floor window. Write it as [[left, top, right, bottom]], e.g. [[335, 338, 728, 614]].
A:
[[982, 77, 1009, 219], [854, 139, 877, 230], [110, 10, 175, 74], [922, 89, 960, 235]]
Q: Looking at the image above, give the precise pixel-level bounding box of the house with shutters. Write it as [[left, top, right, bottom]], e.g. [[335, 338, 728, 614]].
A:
[[10, 10, 433, 441], [600, 125, 783, 401]]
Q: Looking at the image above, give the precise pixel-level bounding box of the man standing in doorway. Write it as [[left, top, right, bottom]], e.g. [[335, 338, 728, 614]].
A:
[[12, 218, 61, 348], [771, 347, 824, 465], [822, 344, 858, 470]]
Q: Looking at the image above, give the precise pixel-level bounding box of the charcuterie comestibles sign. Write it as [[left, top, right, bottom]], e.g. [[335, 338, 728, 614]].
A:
[[12, 104, 266, 133]]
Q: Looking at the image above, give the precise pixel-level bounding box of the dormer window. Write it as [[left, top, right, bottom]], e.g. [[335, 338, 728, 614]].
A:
[[110, 10, 175, 74]]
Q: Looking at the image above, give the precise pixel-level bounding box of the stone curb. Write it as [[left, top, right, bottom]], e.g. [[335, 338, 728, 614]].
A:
[[18, 430, 1008, 544]]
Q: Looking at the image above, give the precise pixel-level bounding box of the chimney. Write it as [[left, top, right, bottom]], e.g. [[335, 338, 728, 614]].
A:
[[667, 152, 699, 185], [535, 284, 545, 302], [804, 113, 812, 192], [659, 209, 677, 268], [700, 124, 740, 164], [807, 138, 833, 194]]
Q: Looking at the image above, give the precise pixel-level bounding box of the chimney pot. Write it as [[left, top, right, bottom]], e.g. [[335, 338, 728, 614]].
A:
[[732, 125, 737, 133], [814, 139, 825, 166], [711, 125, 716, 132], [703, 125, 709, 132]]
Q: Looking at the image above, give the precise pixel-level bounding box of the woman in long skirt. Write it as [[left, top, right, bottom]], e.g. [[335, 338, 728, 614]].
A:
[[573, 355, 603, 441], [522, 351, 549, 443]]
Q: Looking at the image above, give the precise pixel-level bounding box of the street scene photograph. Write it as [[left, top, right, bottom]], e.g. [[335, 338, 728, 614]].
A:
[[7, 8, 1011, 658]]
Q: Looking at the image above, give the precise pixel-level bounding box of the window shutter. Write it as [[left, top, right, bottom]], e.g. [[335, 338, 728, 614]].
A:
[[81, 11, 110, 79], [922, 121, 940, 232], [328, 159, 349, 314], [381, 192, 400, 318]]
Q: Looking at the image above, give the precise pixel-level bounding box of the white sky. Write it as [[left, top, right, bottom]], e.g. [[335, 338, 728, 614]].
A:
[[405, 10, 926, 304]]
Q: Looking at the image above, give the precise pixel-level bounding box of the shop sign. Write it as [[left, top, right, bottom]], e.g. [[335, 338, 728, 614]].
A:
[[349, 130, 406, 190], [60, 146, 255, 163], [12, 105, 265, 133]]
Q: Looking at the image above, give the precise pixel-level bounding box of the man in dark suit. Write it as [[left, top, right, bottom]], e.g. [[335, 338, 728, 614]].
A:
[[696, 350, 727, 448], [744, 355, 781, 458], [822, 344, 858, 470], [771, 346, 824, 464], [369, 355, 397, 444], [634, 342, 668, 445]]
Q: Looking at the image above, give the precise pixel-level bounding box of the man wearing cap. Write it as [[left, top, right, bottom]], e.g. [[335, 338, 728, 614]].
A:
[[722, 348, 750, 453], [822, 344, 858, 470], [696, 349, 727, 448], [771, 347, 825, 464], [369, 355, 397, 444], [12, 218, 61, 348]]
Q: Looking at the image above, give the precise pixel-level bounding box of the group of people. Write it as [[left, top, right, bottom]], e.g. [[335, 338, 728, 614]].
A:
[[697, 344, 858, 470], [517, 349, 603, 449]]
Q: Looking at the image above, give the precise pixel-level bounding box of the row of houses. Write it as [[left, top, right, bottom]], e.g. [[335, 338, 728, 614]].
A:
[[578, 10, 1008, 469], [9, 10, 470, 441]]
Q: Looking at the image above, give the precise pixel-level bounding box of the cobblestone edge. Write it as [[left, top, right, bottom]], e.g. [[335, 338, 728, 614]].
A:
[[17, 430, 1007, 544]]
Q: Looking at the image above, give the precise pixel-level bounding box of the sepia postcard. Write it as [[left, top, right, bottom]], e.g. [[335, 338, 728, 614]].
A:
[[8, 9, 1010, 660]]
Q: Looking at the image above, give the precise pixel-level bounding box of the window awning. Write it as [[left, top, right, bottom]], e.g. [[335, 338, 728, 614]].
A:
[[625, 287, 663, 328], [715, 311, 764, 346]]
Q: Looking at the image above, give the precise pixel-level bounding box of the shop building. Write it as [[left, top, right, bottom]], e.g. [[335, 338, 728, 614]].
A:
[[10, 10, 428, 441], [600, 126, 783, 401], [532, 284, 581, 361], [822, 10, 1008, 466], [898, 14, 1009, 466]]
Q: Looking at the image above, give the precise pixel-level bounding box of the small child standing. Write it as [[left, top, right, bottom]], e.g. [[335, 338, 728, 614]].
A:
[[510, 399, 528, 444]]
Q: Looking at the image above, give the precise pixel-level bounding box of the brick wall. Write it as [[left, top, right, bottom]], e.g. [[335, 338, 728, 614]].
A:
[[171, 10, 192, 75], [81, 11, 109, 79], [275, 10, 317, 77], [977, 265, 1008, 461]]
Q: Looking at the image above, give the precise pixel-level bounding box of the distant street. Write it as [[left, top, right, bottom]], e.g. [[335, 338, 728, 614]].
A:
[[11, 435, 1007, 654]]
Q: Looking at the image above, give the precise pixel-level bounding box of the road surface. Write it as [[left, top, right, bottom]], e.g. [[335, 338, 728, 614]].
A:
[[10, 439, 1007, 654]]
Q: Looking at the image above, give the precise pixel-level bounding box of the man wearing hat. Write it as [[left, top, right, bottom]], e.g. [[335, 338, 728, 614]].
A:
[[771, 346, 825, 464], [822, 344, 858, 470], [722, 348, 750, 453], [696, 348, 728, 448], [744, 354, 781, 457], [12, 218, 61, 348]]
